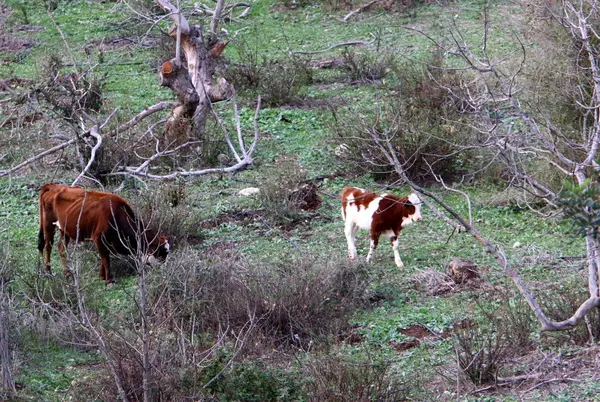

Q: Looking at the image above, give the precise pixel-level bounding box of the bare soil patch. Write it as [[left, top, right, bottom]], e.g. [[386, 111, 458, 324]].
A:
[[399, 324, 435, 339], [390, 338, 420, 351]]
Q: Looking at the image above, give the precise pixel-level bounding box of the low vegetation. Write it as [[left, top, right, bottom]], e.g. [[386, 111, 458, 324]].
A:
[[2, 0, 600, 400]]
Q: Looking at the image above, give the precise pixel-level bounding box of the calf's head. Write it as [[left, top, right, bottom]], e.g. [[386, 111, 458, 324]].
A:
[[401, 193, 423, 226]]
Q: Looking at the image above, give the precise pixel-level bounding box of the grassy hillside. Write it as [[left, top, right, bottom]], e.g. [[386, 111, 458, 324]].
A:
[[1, 0, 600, 400]]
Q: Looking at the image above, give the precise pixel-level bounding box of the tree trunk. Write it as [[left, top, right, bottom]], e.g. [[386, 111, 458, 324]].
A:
[[157, 0, 234, 141], [0, 279, 15, 395]]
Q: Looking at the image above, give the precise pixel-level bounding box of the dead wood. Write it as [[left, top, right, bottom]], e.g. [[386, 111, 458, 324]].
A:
[[156, 0, 234, 139], [290, 40, 373, 55], [448, 258, 479, 284], [338, 0, 378, 23]]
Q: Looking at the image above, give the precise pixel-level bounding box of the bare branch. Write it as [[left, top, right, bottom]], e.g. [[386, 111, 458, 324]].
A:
[[109, 101, 177, 136], [0, 138, 77, 177], [110, 98, 262, 181], [210, 0, 226, 44], [290, 40, 374, 55], [72, 125, 102, 186], [338, 0, 378, 23], [156, 0, 190, 34]]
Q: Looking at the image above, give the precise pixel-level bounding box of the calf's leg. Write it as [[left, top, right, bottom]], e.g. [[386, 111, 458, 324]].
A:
[[344, 221, 359, 260], [391, 236, 404, 268], [366, 231, 379, 263]]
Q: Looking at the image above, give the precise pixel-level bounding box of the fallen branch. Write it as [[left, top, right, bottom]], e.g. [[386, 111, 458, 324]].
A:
[[290, 40, 373, 55], [496, 373, 541, 383], [194, 2, 251, 19], [338, 0, 378, 23], [109, 98, 262, 181], [0, 138, 77, 177], [523, 377, 580, 393]]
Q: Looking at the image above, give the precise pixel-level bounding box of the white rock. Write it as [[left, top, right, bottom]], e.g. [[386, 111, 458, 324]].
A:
[[238, 187, 260, 196]]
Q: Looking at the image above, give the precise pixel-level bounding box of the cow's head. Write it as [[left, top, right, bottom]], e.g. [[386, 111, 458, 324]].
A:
[[143, 235, 171, 267], [402, 193, 423, 226]]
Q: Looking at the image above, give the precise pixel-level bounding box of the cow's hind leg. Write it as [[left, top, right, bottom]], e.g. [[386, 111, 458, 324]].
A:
[[391, 236, 404, 269], [366, 231, 380, 263], [42, 223, 56, 275]]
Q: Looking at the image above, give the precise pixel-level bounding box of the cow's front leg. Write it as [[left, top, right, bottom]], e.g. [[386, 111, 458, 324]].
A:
[[96, 241, 114, 285]]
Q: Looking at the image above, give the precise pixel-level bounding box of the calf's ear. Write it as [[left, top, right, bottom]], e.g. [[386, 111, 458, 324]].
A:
[[159, 235, 170, 252]]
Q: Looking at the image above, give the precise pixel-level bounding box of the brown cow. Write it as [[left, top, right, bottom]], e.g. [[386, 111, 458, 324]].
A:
[[38, 183, 170, 284], [341, 186, 422, 268]]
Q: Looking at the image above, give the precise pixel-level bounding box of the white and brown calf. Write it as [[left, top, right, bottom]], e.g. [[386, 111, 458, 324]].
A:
[[341, 186, 422, 268]]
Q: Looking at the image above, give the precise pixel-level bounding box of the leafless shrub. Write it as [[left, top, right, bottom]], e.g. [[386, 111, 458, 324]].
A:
[[129, 183, 195, 244], [412, 267, 455, 296], [483, 298, 537, 354], [341, 47, 396, 83], [0, 247, 16, 395], [221, 35, 264, 91], [69, 245, 368, 399], [330, 55, 480, 184], [303, 349, 416, 401], [259, 155, 321, 225], [453, 325, 511, 385], [453, 300, 536, 385], [223, 38, 312, 107], [38, 54, 104, 118], [162, 245, 369, 348], [259, 58, 313, 107]]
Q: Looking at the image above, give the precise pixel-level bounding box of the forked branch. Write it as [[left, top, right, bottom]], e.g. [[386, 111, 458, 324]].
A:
[[112, 98, 262, 180]]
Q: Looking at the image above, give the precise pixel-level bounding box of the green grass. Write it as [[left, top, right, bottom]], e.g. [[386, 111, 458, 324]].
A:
[[1, 0, 598, 399]]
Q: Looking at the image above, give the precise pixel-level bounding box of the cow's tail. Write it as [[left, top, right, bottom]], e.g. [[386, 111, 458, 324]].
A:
[[37, 183, 53, 254]]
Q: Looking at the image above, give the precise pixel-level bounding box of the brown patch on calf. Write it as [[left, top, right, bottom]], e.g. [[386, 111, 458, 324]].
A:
[[340, 187, 378, 218]]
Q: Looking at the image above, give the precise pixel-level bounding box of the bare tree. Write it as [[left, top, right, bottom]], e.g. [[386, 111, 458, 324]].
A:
[[0, 0, 257, 184], [372, 1, 600, 332]]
